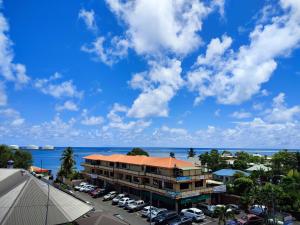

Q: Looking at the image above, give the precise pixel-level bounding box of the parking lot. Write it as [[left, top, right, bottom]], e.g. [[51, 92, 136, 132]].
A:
[[74, 191, 220, 225]]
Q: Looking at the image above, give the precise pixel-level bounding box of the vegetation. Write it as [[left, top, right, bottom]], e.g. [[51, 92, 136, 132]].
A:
[[169, 152, 175, 158], [187, 148, 196, 158], [0, 144, 32, 169], [215, 205, 235, 225], [58, 147, 76, 179], [199, 149, 227, 171], [127, 147, 149, 156]]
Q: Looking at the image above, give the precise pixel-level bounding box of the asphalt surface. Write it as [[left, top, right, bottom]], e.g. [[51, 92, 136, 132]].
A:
[[73, 191, 300, 225], [74, 191, 219, 225]]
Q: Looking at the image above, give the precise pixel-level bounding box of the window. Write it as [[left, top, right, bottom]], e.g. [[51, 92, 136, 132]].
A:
[[164, 182, 173, 190], [143, 178, 150, 184], [195, 180, 204, 188], [118, 173, 123, 179], [180, 183, 189, 190], [122, 163, 127, 169], [110, 172, 114, 177], [125, 175, 132, 182], [153, 179, 162, 188], [133, 177, 140, 183], [91, 169, 95, 174], [98, 170, 103, 175], [109, 162, 114, 167]]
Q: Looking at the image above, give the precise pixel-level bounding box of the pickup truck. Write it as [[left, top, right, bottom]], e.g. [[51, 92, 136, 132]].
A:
[[127, 200, 148, 212]]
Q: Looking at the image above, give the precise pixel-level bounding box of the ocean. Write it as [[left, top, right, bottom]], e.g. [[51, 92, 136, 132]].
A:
[[26, 147, 300, 176]]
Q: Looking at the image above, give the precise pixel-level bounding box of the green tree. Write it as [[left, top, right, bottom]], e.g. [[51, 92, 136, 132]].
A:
[[127, 147, 149, 156], [271, 150, 297, 174], [169, 152, 175, 158], [233, 177, 253, 194], [59, 147, 76, 178], [215, 205, 235, 225], [187, 148, 196, 158], [0, 145, 32, 169], [199, 149, 227, 171], [233, 159, 248, 170], [13, 149, 32, 169]]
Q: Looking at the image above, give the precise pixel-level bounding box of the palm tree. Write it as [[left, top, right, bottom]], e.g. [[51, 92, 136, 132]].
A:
[[187, 148, 196, 158], [59, 147, 76, 179], [215, 205, 235, 225], [170, 152, 175, 158]]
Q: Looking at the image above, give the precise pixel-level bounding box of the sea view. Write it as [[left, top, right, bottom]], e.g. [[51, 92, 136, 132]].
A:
[[28, 147, 300, 176]]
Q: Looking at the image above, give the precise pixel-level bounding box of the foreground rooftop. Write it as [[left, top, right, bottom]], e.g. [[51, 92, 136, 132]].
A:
[[0, 169, 92, 225]]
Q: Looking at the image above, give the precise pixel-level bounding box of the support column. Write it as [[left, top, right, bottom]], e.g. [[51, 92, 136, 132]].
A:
[[175, 200, 179, 212]]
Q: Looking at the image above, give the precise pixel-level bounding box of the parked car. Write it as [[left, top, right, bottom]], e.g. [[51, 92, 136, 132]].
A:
[[227, 204, 241, 214], [74, 182, 87, 191], [118, 197, 131, 207], [181, 208, 205, 222], [83, 185, 96, 193], [167, 215, 193, 225], [103, 191, 117, 201], [249, 205, 267, 216], [152, 211, 178, 225], [141, 206, 158, 217], [266, 212, 294, 225], [238, 214, 264, 225], [112, 194, 126, 205], [147, 208, 168, 221], [127, 200, 147, 212], [197, 203, 218, 217], [90, 188, 106, 198], [124, 199, 135, 209]]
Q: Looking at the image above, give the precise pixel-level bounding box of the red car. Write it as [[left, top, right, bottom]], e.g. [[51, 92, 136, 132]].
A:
[[238, 214, 264, 225]]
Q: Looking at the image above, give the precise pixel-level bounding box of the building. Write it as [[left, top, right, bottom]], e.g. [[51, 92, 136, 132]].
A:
[[212, 169, 249, 183], [81, 154, 223, 211], [246, 164, 271, 172], [0, 168, 93, 225]]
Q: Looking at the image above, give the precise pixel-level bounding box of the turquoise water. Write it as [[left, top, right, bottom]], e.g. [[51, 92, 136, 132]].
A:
[[25, 147, 300, 176]]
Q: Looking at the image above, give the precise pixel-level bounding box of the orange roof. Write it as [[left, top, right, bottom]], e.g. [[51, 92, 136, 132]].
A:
[[84, 154, 194, 169], [30, 166, 49, 173]]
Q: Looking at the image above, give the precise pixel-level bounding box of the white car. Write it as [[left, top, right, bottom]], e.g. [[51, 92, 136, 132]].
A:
[[103, 191, 117, 201], [118, 197, 131, 207], [141, 206, 157, 217], [79, 184, 94, 192], [181, 208, 205, 222], [74, 182, 87, 191], [112, 194, 126, 205]]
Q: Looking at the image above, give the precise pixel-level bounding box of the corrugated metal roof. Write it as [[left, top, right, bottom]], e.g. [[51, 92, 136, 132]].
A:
[[0, 169, 93, 225]]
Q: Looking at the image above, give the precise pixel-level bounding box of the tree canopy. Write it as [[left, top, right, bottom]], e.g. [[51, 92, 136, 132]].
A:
[[127, 147, 149, 156], [0, 144, 32, 169], [58, 147, 76, 179], [187, 148, 196, 158], [199, 149, 227, 171]]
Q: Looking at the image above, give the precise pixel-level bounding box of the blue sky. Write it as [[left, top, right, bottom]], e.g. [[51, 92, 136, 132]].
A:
[[0, 0, 300, 148]]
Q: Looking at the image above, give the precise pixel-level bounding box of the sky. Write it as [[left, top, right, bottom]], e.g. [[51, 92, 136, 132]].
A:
[[0, 0, 300, 148]]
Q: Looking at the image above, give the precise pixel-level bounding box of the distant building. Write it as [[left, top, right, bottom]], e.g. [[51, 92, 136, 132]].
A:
[[246, 164, 271, 172], [213, 169, 250, 183], [0, 169, 92, 225], [81, 154, 225, 211]]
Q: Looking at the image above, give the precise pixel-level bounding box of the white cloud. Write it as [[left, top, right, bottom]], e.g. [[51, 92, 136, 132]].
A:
[[106, 0, 223, 57], [265, 92, 300, 123], [0, 82, 7, 106], [214, 109, 221, 117], [79, 9, 97, 32], [103, 103, 151, 132], [34, 73, 83, 99], [55, 100, 79, 111], [0, 8, 30, 105], [231, 110, 252, 119], [0, 108, 25, 126], [188, 0, 300, 105], [81, 109, 104, 126], [127, 59, 183, 118], [81, 36, 129, 65]]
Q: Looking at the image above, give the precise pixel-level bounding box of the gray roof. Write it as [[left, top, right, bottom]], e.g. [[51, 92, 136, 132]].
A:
[[0, 169, 92, 225], [246, 164, 271, 172]]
